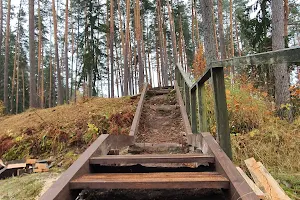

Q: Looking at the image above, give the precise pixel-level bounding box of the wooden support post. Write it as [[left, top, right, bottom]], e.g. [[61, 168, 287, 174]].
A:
[[191, 88, 197, 133], [211, 67, 232, 159], [197, 83, 208, 132], [184, 83, 191, 121]]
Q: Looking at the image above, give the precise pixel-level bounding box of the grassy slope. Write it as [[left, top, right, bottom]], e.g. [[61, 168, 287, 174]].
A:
[[0, 97, 138, 164], [0, 97, 138, 199]]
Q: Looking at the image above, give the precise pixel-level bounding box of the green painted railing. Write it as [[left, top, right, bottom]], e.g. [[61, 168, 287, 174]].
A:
[[175, 46, 300, 160]]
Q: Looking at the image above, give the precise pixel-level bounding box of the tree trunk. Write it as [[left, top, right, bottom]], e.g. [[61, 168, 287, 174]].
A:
[[4, 0, 11, 112], [38, 0, 44, 108], [11, 3, 21, 113], [49, 55, 52, 108], [235, 17, 242, 57], [284, 0, 289, 40], [52, 0, 63, 105], [218, 0, 226, 59], [212, 6, 219, 60], [200, 0, 217, 66], [271, 0, 292, 120], [70, 13, 74, 100], [64, 0, 69, 103], [178, 15, 184, 69], [157, 0, 165, 86], [166, 0, 178, 65], [155, 35, 161, 87], [135, 0, 144, 91], [0, 0, 3, 79], [106, 1, 110, 98], [110, 0, 114, 97], [16, 52, 20, 114], [22, 68, 25, 111], [123, 0, 130, 95]]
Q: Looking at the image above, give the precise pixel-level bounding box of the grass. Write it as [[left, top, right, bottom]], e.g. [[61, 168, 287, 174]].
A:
[[0, 96, 138, 167], [0, 173, 59, 200]]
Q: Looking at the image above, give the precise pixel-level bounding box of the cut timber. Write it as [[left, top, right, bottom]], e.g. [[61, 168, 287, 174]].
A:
[[236, 167, 265, 199], [70, 172, 229, 189], [34, 163, 49, 173], [90, 154, 214, 165], [245, 158, 291, 200], [26, 159, 37, 165]]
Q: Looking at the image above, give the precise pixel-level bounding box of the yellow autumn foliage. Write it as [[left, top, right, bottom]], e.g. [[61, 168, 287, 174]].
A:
[[192, 43, 206, 79]]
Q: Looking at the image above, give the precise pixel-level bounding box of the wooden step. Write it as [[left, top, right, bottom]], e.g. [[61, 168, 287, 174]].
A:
[[70, 172, 229, 189], [90, 154, 214, 165], [147, 89, 172, 95]]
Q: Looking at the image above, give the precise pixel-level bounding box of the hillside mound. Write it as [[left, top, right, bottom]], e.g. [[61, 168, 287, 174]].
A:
[[0, 97, 138, 167]]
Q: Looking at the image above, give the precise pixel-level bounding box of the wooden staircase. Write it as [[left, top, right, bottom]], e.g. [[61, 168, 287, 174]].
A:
[[40, 85, 259, 200]]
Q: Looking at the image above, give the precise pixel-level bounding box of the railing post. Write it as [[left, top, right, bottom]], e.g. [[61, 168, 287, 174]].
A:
[[184, 83, 191, 121], [190, 88, 197, 133], [197, 83, 208, 132], [211, 67, 232, 159]]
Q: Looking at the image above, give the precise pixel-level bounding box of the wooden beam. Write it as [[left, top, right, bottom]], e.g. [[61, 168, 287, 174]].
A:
[[236, 167, 265, 199], [176, 64, 193, 87], [90, 154, 215, 165], [201, 132, 259, 200], [197, 83, 208, 132], [212, 47, 300, 68], [211, 67, 232, 159], [40, 134, 133, 200], [191, 68, 211, 92], [245, 158, 291, 200], [129, 83, 148, 138], [191, 89, 197, 133], [174, 81, 193, 136], [70, 172, 229, 189]]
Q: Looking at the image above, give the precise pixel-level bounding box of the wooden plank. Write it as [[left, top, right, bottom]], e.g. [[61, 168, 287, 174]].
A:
[[212, 46, 300, 68], [90, 154, 215, 165], [174, 81, 192, 135], [33, 163, 49, 173], [129, 83, 148, 138], [211, 67, 232, 159], [40, 134, 133, 200], [236, 167, 265, 199], [176, 64, 193, 87], [244, 158, 291, 200], [201, 132, 259, 200], [197, 83, 208, 132], [6, 163, 26, 169], [190, 68, 211, 92], [70, 172, 229, 190], [184, 83, 191, 121], [191, 89, 197, 133]]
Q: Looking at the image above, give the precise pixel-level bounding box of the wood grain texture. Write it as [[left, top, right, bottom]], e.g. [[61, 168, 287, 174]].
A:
[[245, 158, 291, 200]]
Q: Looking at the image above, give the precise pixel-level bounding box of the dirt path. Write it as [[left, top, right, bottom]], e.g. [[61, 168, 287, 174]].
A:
[[136, 90, 186, 145]]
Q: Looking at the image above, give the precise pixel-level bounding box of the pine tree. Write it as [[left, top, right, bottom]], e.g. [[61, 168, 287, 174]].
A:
[[4, 0, 12, 111]]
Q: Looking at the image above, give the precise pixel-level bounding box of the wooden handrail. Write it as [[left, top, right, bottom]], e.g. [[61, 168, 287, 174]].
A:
[[174, 46, 300, 159], [212, 46, 300, 68]]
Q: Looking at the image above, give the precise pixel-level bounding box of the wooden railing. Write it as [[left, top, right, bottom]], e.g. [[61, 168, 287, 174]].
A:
[[175, 46, 300, 160]]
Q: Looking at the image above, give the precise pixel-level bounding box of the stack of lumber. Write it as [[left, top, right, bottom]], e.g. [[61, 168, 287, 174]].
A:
[[237, 157, 291, 200]]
